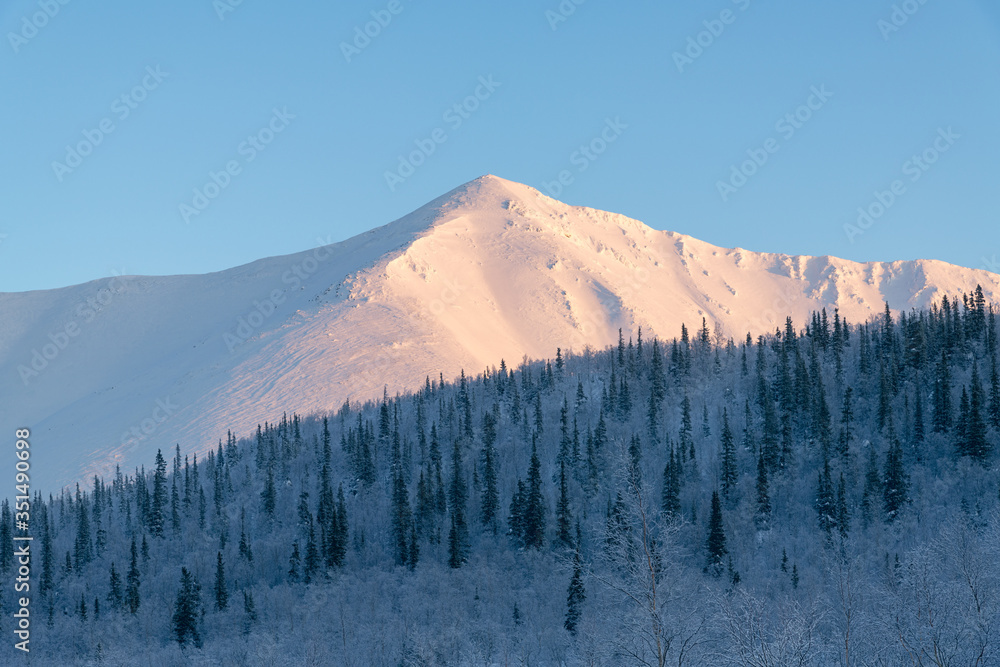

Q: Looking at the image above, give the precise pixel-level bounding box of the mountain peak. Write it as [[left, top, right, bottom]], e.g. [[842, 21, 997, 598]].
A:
[[4, 177, 999, 490], [438, 174, 548, 210]]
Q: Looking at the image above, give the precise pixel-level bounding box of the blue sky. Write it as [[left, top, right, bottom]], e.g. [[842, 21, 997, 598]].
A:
[[2, 0, 999, 292]]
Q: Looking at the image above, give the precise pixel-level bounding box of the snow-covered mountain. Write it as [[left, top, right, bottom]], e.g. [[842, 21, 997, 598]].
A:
[[3, 174, 997, 490]]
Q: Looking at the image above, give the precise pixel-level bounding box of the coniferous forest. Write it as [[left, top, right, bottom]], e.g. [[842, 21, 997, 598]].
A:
[[4, 288, 1000, 666]]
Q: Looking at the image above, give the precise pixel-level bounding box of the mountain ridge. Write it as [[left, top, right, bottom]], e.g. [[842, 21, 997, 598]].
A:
[[2, 174, 997, 490]]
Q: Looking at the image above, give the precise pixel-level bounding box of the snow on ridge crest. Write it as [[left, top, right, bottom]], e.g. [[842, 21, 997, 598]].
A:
[[3, 174, 999, 491]]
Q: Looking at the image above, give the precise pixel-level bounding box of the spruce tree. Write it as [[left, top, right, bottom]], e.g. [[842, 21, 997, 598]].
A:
[[837, 387, 853, 459], [171, 567, 202, 647], [242, 590, 258, 636], [967, 364, 990, 461], [415, 470, 434, 539], [316, 459, 335, 566], [392, 469, 412, 567], [198, 486, 207, 530], [679, 395, 694, 462], [650, 339, 666, 402], [107, 562, 123, 611], [430, 424, 447, 516], [125, 538, 141, 614], [861, 447, 881, 527], [662, 447, 681, 520], [932, 351, 952, 432], [646, 392, 659, 444], [605, 492, 633, 560], [883, 421, 908, 522], [150, 449, 167, 537], [564, 548, 586, 636], [408, 521, 420, 571], [742, 400, 755, 454], [74, 485, 93, 568], [93, 478, 106, 558], [304, 523, 319, 583], [213, 444, 225, 516], [627, 434, 642, 490], [170, 476, 181, 534], [585, 425, 599, 495], [480, 411, 500, 532], [214, 551, 228, 611], [835, 473, 850, 540], [755, 450, 771, 528], [297, 492, 312, 536], [913, 389, 925, 444], [447, 513, 464, 569], [39, 504, 54, 596], [534, 393, 544, 433], [705, 490, 727, 576], [288, 542, 301, 583], [815, 455, 835, 535], [719, 409, 737, 498], [508, 479, 526, 544], [447, 439, 469, 567], [261, 466, 276, 518], [238, 511, 253, 563], [523, 439, 546, 550], [989, 355, 1000, 430], [332, 485, 348, 567], [956, 388, 971, 457]]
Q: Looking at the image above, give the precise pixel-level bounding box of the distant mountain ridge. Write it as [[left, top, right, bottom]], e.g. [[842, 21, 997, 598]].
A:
[[2, 174, 997, 489]]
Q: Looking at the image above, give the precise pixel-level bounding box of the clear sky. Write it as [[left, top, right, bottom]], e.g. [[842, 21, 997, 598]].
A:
[[2, 0, 999, 293]]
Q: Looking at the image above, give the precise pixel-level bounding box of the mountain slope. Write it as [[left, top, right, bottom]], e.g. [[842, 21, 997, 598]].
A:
[[2, 174, 997, 489]]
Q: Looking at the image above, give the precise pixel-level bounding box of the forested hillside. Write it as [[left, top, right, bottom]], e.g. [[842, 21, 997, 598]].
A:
[[4, 287, 999, 666]]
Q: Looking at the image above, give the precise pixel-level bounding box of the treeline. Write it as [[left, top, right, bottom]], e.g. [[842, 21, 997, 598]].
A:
[[1, 286, 998, 665]]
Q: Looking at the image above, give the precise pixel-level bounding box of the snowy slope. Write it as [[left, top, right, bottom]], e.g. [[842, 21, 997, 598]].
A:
[[2, 175, 998, 491]]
